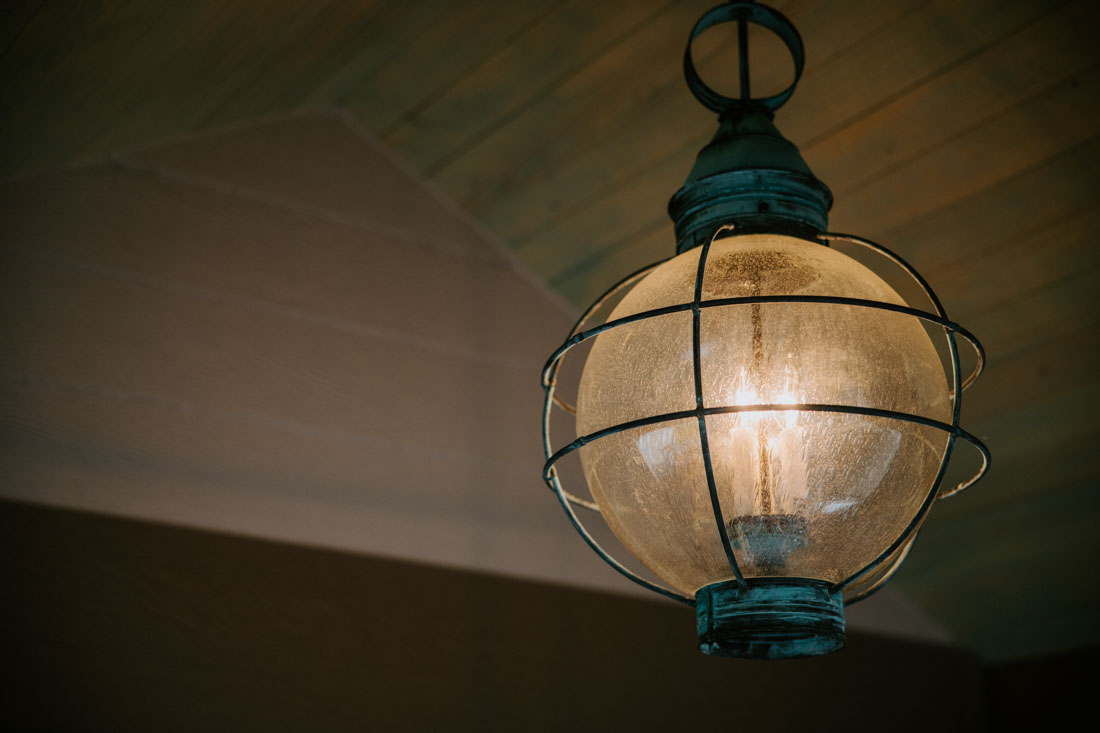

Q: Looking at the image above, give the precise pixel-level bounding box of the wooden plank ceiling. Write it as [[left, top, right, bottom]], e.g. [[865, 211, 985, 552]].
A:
[[2, 0, 1098, 660]]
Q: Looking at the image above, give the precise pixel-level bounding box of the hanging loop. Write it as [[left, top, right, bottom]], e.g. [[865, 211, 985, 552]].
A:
[[684, 2, 805, 114]]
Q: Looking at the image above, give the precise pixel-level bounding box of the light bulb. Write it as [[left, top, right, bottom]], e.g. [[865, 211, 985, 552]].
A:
[[575, 233, 951, 595]]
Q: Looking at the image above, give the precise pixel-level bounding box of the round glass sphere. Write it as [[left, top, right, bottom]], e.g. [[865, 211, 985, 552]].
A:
[[575, 233, 950, 595]]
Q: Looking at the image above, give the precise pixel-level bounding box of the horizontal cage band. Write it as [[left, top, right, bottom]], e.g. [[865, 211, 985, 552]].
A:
[[541, 294, 984, 395], [552, 231, 963, 364], [543, 466, 696, 606], [541, 398, 987, 604], [543, 455, 956, 609], [840, 538, 916, 607], [546, 435, 922, 610], [542, 401, 989, 501], [539, 232, 986, 607]]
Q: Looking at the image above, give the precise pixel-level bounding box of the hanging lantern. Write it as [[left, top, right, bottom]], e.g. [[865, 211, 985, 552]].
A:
[[541, 2, 989, 660]]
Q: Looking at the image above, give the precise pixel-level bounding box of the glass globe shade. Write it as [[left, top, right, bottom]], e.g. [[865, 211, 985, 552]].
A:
[[575, 233, 951, 595]]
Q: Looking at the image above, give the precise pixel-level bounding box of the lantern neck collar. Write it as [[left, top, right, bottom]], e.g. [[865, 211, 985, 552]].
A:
[[668, 2, 832, 252], [685, 103, 813, 183], [667, 106, 833, 252]]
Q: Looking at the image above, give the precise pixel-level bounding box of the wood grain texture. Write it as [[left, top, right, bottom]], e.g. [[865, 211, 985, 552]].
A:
[[335, 0, 561, 134], [380, 0, 675, 173]]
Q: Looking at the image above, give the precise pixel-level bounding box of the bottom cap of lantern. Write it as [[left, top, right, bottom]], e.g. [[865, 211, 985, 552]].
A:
[[695, 578, 845, 660]]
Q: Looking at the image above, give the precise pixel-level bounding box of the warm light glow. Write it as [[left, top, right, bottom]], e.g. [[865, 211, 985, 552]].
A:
[[575, 234, 951, 594], [721, 370, 807, 518]]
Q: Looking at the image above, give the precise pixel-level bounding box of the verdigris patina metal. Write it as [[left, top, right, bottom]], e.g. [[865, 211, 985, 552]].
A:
[[696, 579, 845, 659]]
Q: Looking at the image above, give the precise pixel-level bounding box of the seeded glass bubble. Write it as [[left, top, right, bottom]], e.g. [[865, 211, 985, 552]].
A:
[[575, 234, 951, 595]]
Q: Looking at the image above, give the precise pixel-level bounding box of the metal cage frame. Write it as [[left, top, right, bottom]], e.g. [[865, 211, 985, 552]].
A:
[[541, 231, 990, 608]]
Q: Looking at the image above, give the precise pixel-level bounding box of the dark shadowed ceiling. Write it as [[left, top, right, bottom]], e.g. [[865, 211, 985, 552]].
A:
[[2, 0, 1098, 660]]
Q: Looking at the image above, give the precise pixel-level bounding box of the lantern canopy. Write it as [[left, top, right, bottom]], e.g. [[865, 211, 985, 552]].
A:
[[541, 1, 989, 660]]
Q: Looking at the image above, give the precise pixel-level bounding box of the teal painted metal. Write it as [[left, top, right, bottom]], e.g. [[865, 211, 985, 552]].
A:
[[669, 160, 832, 252], [670, 2, 832, 250], [696, 579, 845, 659], [683, 2, 806, 114]]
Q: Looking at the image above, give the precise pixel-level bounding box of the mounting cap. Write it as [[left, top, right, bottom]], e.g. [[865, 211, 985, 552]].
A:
[[669, 2, 832, 251]]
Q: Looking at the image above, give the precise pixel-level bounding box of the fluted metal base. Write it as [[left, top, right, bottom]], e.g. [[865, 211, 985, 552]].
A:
[[696, 578, 845, 659]]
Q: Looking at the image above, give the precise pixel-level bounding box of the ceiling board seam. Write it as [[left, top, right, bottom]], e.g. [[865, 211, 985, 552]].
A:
[[415, 0, 684, 180], [828, 56, 1100, 198], [799, 0, 1075, 153], [963, 263, 1100, 328], [878, 131, 1100, 242], [0, 0, 45, 61], [434, 3, 795, 230], [512, 140, 688, 254], [797, 0, 934, 78], [962, 325, 1100, 414], [551, 130, 1100, 297], [0, 369, 534, 478], [964, 382, 1100, 454], [0, 106, 334, 186], [924, 198, 1100, 281], [108, 154, 505, 268], [0, 244, 540, 372], [964, 346, 1100, 429], [329, 0, 563, 134], [904, 477, 1100, 552], [299, 0, 449, 106], [333, 107, 579, 319], [548, 213, 669, 289], [376, 0, 569, 142], [1, 416, 541, 527], [963, 377, 1098, 437]]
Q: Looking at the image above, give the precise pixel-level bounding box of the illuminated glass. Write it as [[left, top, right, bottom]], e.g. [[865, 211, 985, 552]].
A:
[[575, 234, 950, 594]]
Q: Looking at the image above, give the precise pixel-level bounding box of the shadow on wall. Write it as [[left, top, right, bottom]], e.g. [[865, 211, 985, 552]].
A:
[[1, 499, 991, 733]]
